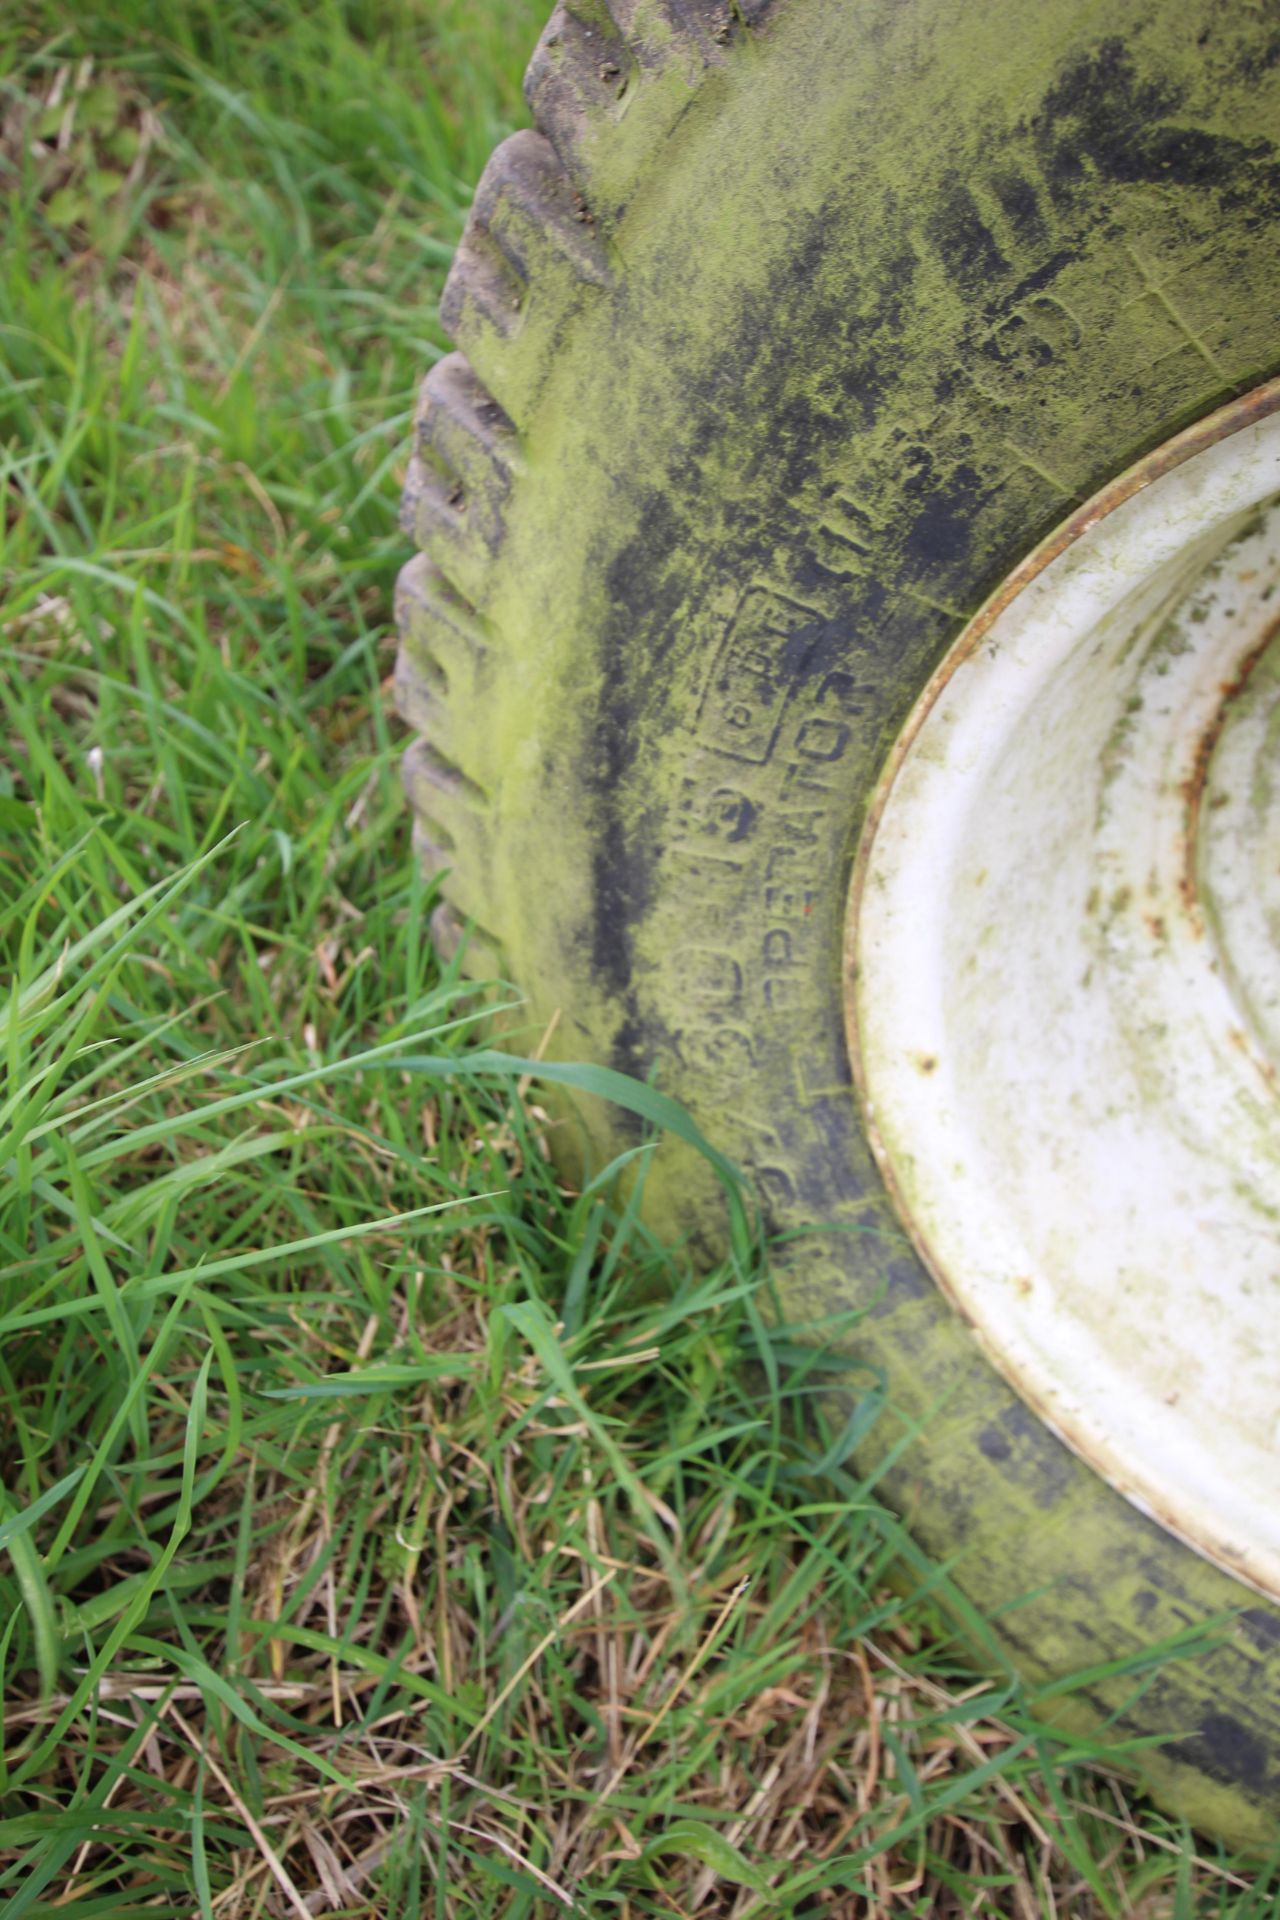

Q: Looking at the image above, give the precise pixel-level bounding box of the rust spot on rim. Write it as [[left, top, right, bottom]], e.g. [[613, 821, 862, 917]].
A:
[[1179, 610, 1280, 932]]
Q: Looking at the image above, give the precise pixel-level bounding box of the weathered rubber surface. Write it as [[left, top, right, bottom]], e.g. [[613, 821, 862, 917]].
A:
[[396, 0, 1280, 1844]]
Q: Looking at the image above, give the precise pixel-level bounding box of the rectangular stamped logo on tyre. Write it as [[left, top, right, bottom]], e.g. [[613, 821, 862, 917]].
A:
[[695, 584, 822, 763]]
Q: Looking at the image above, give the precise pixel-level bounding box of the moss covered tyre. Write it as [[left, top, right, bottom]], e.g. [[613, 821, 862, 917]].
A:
[[395, 0, 1280, 1844]]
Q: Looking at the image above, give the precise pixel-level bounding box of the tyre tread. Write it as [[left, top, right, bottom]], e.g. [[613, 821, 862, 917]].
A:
[[397, 1, 770, 961]]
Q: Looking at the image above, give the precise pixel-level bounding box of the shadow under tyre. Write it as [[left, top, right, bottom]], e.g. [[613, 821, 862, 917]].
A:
[[396, 0, 1280, 1844]]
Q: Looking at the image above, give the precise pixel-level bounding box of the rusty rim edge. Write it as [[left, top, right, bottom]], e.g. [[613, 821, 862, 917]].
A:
[[842, 376, 1280, 1602]]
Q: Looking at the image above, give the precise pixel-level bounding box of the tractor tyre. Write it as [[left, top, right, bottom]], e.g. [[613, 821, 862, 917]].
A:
[[395, 0, 1280, 1845]]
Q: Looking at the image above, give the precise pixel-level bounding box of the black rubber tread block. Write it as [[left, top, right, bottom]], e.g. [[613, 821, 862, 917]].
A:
[[398, 353, 519, 609], [394, 555, 491, 780], [523, 0, 753, 223], [441, 128, 613, 422], [401, 738, 500, 957]]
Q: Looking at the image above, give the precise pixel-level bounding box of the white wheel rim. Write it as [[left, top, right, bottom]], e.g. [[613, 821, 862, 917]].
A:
[[849, 384, 1280, 1600]]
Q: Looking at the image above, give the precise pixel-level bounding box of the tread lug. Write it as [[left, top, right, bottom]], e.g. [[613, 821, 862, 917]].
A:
[[525, 0, 734, 219], [423, 887, 507, 979], [402, 738, 495, 939], [399, 354, 518, 606], [471, 129, 612, 291], [441, 129, 612, 419], [394, 556, 491, 775]]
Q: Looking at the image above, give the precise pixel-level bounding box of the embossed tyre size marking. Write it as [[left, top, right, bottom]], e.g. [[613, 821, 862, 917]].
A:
[[396, 0, 1280, 1844]]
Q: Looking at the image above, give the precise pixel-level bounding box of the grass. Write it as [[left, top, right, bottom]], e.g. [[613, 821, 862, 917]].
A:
[[0, 1, 1277, 1912]]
